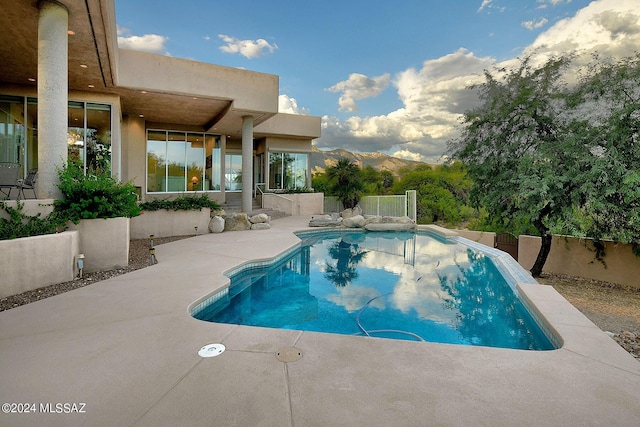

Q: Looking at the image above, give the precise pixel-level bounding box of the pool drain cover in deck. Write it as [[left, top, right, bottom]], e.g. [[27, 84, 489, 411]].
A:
[[276, 347, 303, 362], [198, 343, 225, 358]]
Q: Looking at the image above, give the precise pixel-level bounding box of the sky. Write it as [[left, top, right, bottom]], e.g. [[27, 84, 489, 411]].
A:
[[115, 0, 640, 164]]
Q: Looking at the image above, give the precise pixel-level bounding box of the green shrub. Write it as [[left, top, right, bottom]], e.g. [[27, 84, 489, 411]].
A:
[[139, 194, 220, 212], [53, 161, 141, 223], [0, 201, 67, 240]]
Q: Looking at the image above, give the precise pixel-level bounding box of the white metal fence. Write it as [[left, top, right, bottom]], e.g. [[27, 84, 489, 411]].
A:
[[324, 190, 417, 222]]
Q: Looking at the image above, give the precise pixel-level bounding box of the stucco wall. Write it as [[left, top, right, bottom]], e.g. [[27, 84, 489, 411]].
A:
[[262, 193, 324, 216], [456, 229, 496, 248], [0, 231, 78, 298], [130, 208, 211, 239], [519, 235, 639, 289], [0, 199, 55, 219], [67, 217, 129, 273]]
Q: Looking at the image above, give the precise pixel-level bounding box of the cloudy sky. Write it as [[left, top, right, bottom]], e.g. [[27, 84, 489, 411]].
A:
[[115, 0, 640, 163]]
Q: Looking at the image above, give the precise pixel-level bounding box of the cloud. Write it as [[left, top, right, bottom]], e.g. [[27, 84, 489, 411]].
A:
[[218, 34, 277, 59], [317, 49, 491, 163], [278, 94, 310, 115], [326, 73, 391, 112], [316, 0, 640, 164], [524, 0, 640, 63], [522, 18, 549, 30], [117, 26, 169, 54], [478, 0, 493, 12]]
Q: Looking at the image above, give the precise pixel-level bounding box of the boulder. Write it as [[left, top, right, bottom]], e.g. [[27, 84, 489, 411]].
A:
[[309, 214, 342, 227], [249, 213, 270, 224], [224, 213, 251, 231], [208, 216, 225, 233], [343, 214, 366, 228], [251, 223, 271, 230]]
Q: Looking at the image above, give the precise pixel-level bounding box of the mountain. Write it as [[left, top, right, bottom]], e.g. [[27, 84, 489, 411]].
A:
[[310, 146, 431, 176]]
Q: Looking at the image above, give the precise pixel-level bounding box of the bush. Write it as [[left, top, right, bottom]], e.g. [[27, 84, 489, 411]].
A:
[[0, 201, 67, 240], [139, 194, 220, 212], [53, 161, 141, 223]]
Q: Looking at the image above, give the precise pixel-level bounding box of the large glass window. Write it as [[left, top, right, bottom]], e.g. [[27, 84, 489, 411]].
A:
[[147, 130, 221, 193], [269, 152, 308, 190], [1, 96, 110, 179], [225, 153, 242, 191], [0, 96, 25, 172], [67, 101, 112, 174]]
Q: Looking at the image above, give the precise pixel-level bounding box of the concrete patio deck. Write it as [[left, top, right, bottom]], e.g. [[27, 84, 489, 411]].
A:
[[1, 216, 639, 426]]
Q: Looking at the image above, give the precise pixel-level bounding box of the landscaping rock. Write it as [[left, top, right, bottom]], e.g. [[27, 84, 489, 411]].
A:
[[250, 213, 270, 224], [309, 214, 342, 227], [343, 214, 366, 228], [208, 216, 225, 233], [224, 213, 251, 231], [251, 223, 271, 230]]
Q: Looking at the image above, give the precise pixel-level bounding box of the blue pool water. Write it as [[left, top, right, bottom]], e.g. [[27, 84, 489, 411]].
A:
[[192, 230, 555, 350]]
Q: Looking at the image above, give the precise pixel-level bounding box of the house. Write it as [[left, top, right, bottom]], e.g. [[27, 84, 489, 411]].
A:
[[0, 0, 321, 212]]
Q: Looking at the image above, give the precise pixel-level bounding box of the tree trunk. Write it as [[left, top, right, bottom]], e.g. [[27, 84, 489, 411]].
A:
[[530, 203, 553, 277], [530, 231, 552, 277]]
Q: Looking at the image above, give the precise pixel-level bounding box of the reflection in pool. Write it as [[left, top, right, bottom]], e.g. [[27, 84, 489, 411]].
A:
[[192, 231, 555, 350]]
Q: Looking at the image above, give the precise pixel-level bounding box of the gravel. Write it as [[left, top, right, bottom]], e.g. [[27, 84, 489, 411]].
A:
[[1, 240, 638, 360]]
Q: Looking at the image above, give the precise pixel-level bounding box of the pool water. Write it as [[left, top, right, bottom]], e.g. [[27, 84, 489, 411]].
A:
[[193, 231, 554, 350]]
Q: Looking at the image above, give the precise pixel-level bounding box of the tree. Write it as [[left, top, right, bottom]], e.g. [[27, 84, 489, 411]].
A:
[[450, 56, 588, 277], [393, 163, 474, 225], [571, 54, 640, 256], [326, 158, 365, 209]]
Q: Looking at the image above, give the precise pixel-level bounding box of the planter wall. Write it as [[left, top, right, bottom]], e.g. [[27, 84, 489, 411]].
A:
[[67, 217, 130, 273], [130, 208, 211, 239], [262, 192, 323, 216], [0, 230, 79, 298]]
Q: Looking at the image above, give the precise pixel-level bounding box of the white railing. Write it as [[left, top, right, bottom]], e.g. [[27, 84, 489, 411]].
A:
[[324, 190, 417, 222]]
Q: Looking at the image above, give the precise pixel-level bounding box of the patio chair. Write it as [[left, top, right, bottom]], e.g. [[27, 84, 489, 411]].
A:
[[0, 162, 20, 199], [17, 169, 38, 200]]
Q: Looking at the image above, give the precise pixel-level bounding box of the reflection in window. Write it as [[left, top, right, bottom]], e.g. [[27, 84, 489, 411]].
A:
[[225, 154, 242, 191], [67, 101, 112, 174], [269, 152, 308, 190], [147, 130, 221, 193]]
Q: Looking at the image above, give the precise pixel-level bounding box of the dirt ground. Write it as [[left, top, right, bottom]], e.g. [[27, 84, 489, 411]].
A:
[[1, 238, 638, 359], [537, 273, 640, 359]]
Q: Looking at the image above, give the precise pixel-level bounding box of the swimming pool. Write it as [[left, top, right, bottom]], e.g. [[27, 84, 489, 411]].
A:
[[192, 229, 555, 350]]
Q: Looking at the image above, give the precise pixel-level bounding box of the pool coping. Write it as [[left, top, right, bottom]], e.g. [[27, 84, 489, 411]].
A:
[[1, 216, 638, 426]]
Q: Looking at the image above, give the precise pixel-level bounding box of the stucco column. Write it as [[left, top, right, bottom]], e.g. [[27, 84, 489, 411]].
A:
[[241, 115, 254, 212], [37, 0, 68, 199]]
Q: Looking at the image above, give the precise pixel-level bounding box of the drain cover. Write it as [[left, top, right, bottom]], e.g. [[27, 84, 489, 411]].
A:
[[275, 347, 303, 363], [198, 343, 226, 358]]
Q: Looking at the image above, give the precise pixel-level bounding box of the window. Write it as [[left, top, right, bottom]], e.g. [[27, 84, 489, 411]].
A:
[[225, 153, 242, 191], [269, 152, 308, 190], [146, 130, 221, 193], [67, 101, 112, 174]]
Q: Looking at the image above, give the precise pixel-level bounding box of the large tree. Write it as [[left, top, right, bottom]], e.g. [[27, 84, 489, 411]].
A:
[[571, 54, 640, 256], [450, 57, 589, 277]]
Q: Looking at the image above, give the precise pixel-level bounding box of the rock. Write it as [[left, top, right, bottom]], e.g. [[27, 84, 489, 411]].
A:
[[309, 214, 342, 227], [212, 208, 226, 217], [343, 214, 366, 228], [364, 215, 381, 225], [249, 213, 270, 224], [342, 206, 363, 219], [208, 216, 225, 233], [224, 213, 251, 231], [251, 223, 271, 230]]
